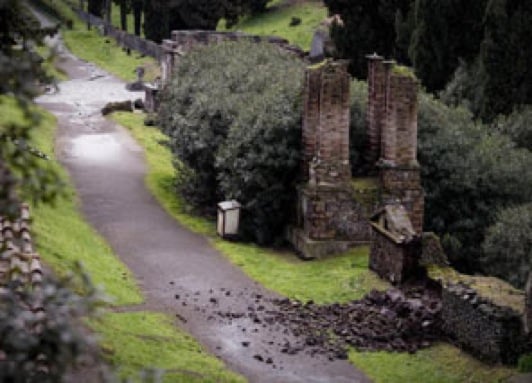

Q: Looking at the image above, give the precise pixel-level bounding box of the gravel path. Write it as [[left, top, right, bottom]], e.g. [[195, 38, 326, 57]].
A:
[[35, 33, 370, 383]]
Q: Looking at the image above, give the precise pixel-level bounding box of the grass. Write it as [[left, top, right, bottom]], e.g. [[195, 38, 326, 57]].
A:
[[0, 97, 245, 380], [218, 1, 327, 50], [90, 312, 246, 383], [350, 344, 515, 383], [0, 96, 142, 306], [111, 111, 518, 382]]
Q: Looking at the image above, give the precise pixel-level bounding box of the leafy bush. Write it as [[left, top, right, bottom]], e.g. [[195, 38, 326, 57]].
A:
[[519, 354, 532, 373], [493, 106, 532, 151], [159, 41, 305, 243], [481, 203, 532, 289]]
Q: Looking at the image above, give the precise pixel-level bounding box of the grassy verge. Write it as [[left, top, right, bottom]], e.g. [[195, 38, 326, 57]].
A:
[[0, 98, 246, 381], [111, 111, 517, 382], [218, 1, 327, 50], [90, 312, 245, 383], [0, 96, 142, 306], [350, 344, 514, 383]]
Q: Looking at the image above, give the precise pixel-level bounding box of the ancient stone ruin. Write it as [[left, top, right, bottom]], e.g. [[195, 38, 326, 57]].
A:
[[288, 60, 376, 259], [288, 56, 423, 261]]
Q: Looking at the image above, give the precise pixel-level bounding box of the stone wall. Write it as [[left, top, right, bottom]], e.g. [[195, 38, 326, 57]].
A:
[[442, 284, 526, 364], [369, 224, 420, 284], [74, 9, 163, 60], [161, 30, 305, 84]]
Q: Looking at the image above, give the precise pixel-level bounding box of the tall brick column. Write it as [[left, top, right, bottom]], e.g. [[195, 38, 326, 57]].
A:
[[301, 61, 351, 185], [365, 54, 385, 165], [378, 64, 424, 233]]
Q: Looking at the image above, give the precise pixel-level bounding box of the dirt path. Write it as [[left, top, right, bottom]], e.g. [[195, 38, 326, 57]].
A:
[[35, 34, 370, 383]]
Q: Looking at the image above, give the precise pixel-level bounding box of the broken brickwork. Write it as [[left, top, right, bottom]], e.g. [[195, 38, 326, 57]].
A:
[[369, 204, 421, 284]]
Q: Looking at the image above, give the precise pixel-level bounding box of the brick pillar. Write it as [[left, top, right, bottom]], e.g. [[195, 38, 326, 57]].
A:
[[379, 65, 424, 233], [315, 61, 351, 185], [365, 54, 385, 165], [381, 60, 396, 164], [301, 68, 322, 181], [526, 272, 532, 334], [301, 61, 351, 185]]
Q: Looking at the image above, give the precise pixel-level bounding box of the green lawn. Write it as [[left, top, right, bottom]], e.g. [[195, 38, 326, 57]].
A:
[[111, 110, 517, 383], [218, 1, 327, 50], [91, 312, 245, 383]]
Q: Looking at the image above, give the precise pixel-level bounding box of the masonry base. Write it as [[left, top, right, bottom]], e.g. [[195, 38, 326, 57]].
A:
[[287, 226, 366, 260]]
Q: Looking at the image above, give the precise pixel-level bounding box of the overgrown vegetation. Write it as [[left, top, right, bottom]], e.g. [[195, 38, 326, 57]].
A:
[[159, 41, 305, 244], [481, 203, 532, 289], [112, 111, 516, 382], [348, 79, 532, 276]]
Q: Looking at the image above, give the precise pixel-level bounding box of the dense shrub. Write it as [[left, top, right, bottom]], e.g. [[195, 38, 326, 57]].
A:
[[159, 41, 304, 243], [481, 203, 532, 289], [493, 106, 532, 151], [348, 82, 532, 273]]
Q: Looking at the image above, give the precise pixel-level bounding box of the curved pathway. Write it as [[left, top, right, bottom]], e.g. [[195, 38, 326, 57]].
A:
[[36, 35, 370, 383]]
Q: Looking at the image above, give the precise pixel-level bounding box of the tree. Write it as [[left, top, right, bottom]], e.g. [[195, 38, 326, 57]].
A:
[[88, 0, 104, 17], [132, 0, 142, 36], [323, 0, 412, 78], [159, 41, 305, 244], [408, 0, 487, 92], [0, 0, 62, 217], [477, 0, 532, 121], [481, 203, 532, 289]]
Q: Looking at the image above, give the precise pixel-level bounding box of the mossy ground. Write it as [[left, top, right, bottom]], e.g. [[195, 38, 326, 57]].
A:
[[218, 0, 327, 50], [112, 111, 518, 382]]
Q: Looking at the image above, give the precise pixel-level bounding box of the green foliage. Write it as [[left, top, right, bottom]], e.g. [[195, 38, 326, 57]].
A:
[[0, 268, 102, 383], [493, 106, 532, 151], [478, 0, 532, 121], [409, 0, 487, 91], [481, 203, 532, 289], [159, 41, 305, 243], [417, 92, 532, 271], [518, 354, 532, 373]]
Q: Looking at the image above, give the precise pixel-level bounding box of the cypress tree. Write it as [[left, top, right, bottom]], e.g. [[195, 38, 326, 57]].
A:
[[479, 0, 532, 120], [324, 0, 412, 79]]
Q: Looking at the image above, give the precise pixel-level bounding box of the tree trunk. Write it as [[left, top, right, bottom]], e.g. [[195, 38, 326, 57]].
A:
[[133, 0, 142, 36], [120, 0, 128, 31]]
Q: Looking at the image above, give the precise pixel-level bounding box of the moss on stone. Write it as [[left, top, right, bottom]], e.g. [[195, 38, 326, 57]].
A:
[[392, 64, 416, 79], [428, 265, 526, 314]]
